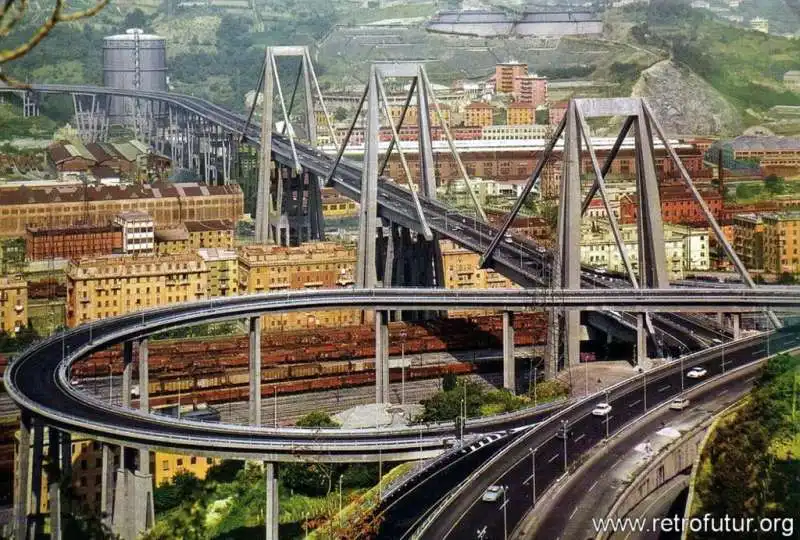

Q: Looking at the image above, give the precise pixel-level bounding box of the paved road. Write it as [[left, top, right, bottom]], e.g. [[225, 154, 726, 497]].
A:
[[416, 327, 800, 540], [532, 361, 761, 540]]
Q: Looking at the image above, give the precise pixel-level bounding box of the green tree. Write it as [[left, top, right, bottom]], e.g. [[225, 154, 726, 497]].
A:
[[296, 411, 339, 428], [333, 107, 349, 121], [442, 372, 458, 392], [764, 174, 786, 194], [154, 471, 202, 514]]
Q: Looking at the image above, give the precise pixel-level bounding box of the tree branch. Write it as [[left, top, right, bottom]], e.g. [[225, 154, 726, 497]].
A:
[[0, 0, 108, 65], [0, 0, 28, 39]]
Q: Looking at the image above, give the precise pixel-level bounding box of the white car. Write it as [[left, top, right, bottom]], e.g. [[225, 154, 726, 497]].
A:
[[670, 397, 690, 410], [504, 233, 513, 244], [482, 485, 504, 502], [687, 367, 707, 379], [592, 403, 612, 416]]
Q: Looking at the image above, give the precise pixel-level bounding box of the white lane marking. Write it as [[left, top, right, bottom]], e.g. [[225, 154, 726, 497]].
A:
[[569, 507, 578, 520], [588, 480, 599, 493], [629, 399, 642, 408], [658, 384, 670, 392], [574, 433, 586, 443], [548, 453, 559, 463]]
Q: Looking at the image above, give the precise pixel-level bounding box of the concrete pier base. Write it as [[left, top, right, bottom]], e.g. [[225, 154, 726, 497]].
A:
[[503, 311, 516, 393], [265, 462, 279, 540]]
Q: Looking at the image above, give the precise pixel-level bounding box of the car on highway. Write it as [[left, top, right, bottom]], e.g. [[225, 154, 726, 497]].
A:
[[536, 246, 546, 254], [670, 397, 690, 410], [591, 403, 612, 416], [504, 232, 513, 244], [482, 485, 504, 502], [686, 367, 707, 379]]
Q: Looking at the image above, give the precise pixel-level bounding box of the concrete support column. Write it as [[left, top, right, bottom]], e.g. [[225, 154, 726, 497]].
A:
[[636, 313, 647, 367], [28, 419, 44, 539], [112, 447, 154, 540], [716, 312, 724, 325], [13, 413, 31, 540], [265, 462, 279, 540], [60, 432, 71, 480], [731, 313, 741, 340], [375, 310, 390, 404], [503, 311, 516, 393], [545, 310, 559, 380], [101, 444, 115, 520], [48, 428, 62, 540], [139, 339, 150, 412], [122, 341, 133, 409], [249, 317, 262, 426]]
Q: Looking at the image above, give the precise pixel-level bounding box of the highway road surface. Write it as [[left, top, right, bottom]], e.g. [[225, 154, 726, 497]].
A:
[[416, 327, 800, 540]]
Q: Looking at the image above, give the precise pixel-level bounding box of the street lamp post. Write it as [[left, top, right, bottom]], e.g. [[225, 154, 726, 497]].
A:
[[400, 331, 407, 405], [643, 370, 647, 412], [533, 366, 537, 406], [680, 353, 685, 392], [605, 390, 610, 440], [501, 485, 509, 540], [561, 420, 568, 472], [107, 364, 112, 405], [530, 447, 538, 505], [273, 385, 278, 428]]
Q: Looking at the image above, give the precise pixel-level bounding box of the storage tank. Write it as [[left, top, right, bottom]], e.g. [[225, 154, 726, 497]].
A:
[[103, 28, 167, 124]]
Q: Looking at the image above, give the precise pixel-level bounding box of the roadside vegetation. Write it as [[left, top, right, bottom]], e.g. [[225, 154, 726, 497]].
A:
[[144, 411, 390, 540], [689, 353, 800, 538], [415, 374, 569, 424]]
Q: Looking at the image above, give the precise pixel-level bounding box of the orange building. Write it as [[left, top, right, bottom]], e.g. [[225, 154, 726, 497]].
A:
[[0, 183, 243, 238], [507, 103, 536, 126], [25, 223, 123, 261], [495, 62, 528, 94], [463, 102, 495, 128], [513, 74, 548, 106], [620, 184, 724, 227]]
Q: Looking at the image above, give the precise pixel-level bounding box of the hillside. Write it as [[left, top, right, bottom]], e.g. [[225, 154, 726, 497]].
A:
[[5, 1, 800, 135]]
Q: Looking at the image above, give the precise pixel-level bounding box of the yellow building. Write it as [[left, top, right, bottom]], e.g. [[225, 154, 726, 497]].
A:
[[506, 103, 536, 126], [733, 213, 764, 270], [389, 104, 419, 126], [155, 226, 190, 255], [322, 187, 358, 218], [185, 219, 235, 249], [238, 242, 359, 331], [440, 239, 513, 317], [152, 452, 221, 487], [0, 276, 27, 334], [16, 431, 219, 515], [763, 212, 800, 274], [156, 220, 235, 255], [199, 248, 239, 297], [463, 102, 494, 128], [66, 253, 208, 326]]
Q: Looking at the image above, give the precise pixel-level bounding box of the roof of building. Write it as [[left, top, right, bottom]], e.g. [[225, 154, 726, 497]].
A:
[[197, 248, 238, 262], [723, 136, 800, 152], [508, 102, 536, 109], [26, 223, 119, 235], [48, 142, 97, 165], [762, 211, 800, 222], [85, 143, 120, 164], [90, 166, 120, 179], [465, 102, 494, 109], [184, 219, 235, 233], [0, 183, 242, 206], [154, 225, 189, 242], [733, 213, 763, 223], [116, 210, 152, 222]]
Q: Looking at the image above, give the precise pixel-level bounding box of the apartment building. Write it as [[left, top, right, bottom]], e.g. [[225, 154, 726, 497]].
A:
[[237, 243, 358, 331], [66, 253, 208, 326]]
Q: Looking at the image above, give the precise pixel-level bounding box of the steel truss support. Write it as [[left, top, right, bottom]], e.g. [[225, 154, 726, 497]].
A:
[[72, 93, 109, 143], [357, 63, 468, 292], [255, 46, 337, 243], [521, 99, 677, 373], [640, 102, 781, 330], [20, 90, 40, 117]]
